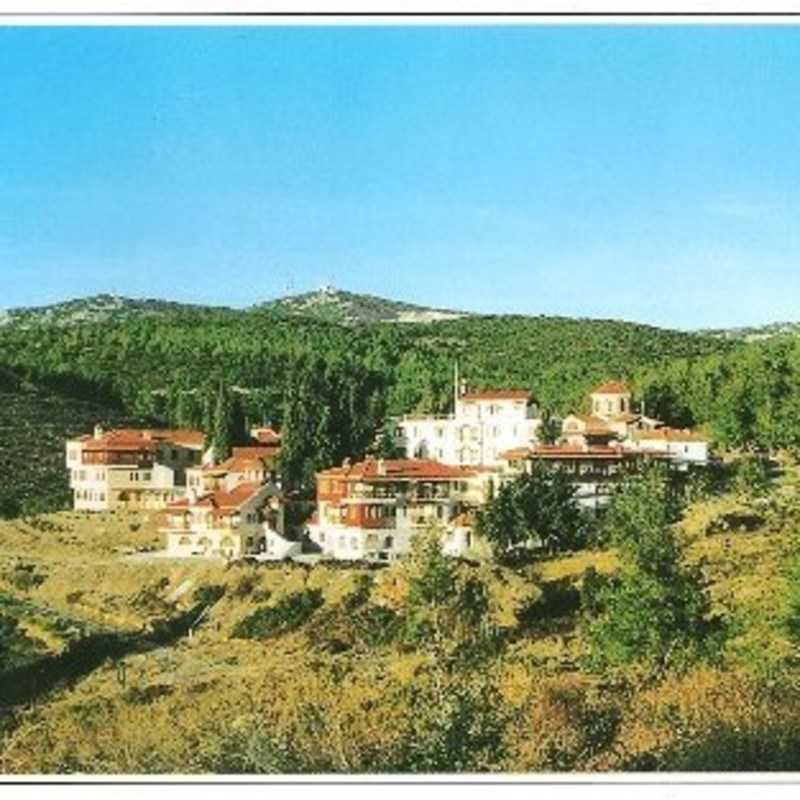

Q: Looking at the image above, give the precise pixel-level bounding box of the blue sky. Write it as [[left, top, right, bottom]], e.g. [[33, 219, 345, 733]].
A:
[[1, 24, 799, 329]]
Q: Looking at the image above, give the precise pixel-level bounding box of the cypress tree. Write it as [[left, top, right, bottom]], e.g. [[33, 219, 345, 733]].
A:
[[211, 383, 233, 463]]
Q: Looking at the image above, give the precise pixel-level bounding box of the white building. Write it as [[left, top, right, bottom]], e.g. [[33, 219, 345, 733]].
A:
[[308, 457, 494, 562], [162, 479, 285, 559], [629, 427, 710, 466], [65, 426, 204, 512], [565, 381, 709, 469], [399, 389, 540, 467]]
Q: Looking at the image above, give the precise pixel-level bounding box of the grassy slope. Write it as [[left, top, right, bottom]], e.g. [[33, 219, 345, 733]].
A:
[[2, 466, 800, 772]]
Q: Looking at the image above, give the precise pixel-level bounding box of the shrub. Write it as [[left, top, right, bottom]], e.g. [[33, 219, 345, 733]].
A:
[[192, 584, 226, 606], [733, 453, 771, 498], [233, 590, 324, 640], [5, 563, 47, 592]]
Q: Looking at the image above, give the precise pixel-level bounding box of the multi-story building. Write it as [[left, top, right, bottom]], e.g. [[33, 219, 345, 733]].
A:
[[186, 446, 278, 497], [499, 443, 670, 512], [65, 426, 205, 512], [399, 389, 540, 467], [562, 381, 709, 468], [161, 480, 289, 559], [308, 457, 494, 561], [630, 427, 709, 466]]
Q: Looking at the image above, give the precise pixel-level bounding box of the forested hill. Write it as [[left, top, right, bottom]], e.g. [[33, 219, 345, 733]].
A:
[[5, 289, 800, 498], [0, 305, 732, 419], [0, 293, 232, 329]]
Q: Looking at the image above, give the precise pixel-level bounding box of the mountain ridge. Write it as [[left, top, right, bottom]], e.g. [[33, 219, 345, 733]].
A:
[[2, 287, 798, 338]]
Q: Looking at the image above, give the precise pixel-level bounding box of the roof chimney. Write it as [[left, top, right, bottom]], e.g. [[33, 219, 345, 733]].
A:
[[377, 458, 387, 476], [342, 457, 352, 469], [93, 424, 104, 440]]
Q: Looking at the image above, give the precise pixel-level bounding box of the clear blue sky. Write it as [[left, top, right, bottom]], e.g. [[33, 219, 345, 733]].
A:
[[1, 24, 799, 329]]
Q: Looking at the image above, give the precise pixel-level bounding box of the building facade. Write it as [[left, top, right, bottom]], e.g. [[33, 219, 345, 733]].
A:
[[65, 426, 205, 512], [499, 443, 670, 512], [563, 381, 709, 468], [161, 480, 287, 559], [308, 457, 493, 561], [398, 389, 540, 467]]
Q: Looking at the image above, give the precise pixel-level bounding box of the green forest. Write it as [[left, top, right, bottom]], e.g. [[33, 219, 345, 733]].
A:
[[3, 295, 800, 505]]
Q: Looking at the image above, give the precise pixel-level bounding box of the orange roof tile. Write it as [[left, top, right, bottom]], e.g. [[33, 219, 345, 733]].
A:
[[318, 458, 477, 482], [82, 427, 203, 451], [501, 444, 668, 461], [635, 427, 707, 443], [460, 389, 533, 402], [168, 482, 265, 517], [591, 381, 630, 395], [251, 427, 281, 445], [564, 414, 614, 435], [232, 446, 278, 460]]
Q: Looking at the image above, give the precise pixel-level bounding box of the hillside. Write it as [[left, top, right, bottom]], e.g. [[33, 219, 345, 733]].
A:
[[0, 297, 735, 424], [704, 321, 800, 343], [0, 294, 230, 329], [3, 464, 800, 772], [256, 286, 470, 325], [0, 368, 153, 518], [0, 294, 758, 500]]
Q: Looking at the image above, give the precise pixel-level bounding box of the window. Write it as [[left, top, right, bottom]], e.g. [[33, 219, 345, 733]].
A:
[[350, 537, 358, 550], [142, 472, 152, 482], [606, 400, 612, 413]]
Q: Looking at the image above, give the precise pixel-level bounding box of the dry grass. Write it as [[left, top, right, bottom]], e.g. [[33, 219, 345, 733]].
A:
[[4, 480, 800, 774]]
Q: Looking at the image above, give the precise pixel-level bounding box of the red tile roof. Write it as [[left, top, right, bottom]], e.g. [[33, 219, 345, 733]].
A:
[[563, 414, 614, 436], [251, 427, 281, 445], [167, 482, 264, 517], [232, 446, 278, 460], [318, 458, 477, 482], [635, 427, 707, 443], [501, 444, 668, 461], [591, 381, 630, 395], [460, 389, 533, 402], [81, 427, 204, 451]]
